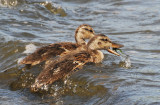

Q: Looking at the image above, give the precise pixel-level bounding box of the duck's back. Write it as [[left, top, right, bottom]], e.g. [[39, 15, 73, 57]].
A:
[[20, 42, 81, 66], [31, 50, 91, 91]]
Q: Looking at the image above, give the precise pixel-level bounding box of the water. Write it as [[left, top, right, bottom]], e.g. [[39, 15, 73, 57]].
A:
[[118, 50, 131, 68], [0, 0, 160, 104]]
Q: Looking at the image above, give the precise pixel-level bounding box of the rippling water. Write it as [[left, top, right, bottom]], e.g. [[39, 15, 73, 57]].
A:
[[0, 0, 160, 104]]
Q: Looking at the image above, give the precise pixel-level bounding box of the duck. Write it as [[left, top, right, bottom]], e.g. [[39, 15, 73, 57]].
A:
[[20, 24, 95, 66], [31, 34, 124, 91]]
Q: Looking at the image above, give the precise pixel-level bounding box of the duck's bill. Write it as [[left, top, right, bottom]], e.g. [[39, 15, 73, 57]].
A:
[[107, 42, 124, 56], [107, 48, 120, 56]]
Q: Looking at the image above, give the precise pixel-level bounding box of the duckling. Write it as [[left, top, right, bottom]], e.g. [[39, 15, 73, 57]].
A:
[[20, 24, 95, 66], [31, 34, 124, 91]]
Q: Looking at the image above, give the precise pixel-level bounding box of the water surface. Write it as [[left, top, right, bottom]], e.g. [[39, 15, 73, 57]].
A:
[[0, 0, 160, 105]]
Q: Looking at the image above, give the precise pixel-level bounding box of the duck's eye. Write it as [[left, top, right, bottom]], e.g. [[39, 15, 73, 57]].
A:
[[84, 28, 93, 33], [101, 39, 108, 41], [84, 28, 89, 31], [89, 30, 93, 33]]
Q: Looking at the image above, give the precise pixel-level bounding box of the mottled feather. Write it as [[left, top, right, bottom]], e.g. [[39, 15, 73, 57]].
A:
[[31, 51, 91, 90], [20, 24, 95, 66], [31, 34, 124, 91]]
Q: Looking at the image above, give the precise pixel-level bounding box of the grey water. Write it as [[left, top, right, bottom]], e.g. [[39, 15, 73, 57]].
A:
[[0, 0, 160, 105]]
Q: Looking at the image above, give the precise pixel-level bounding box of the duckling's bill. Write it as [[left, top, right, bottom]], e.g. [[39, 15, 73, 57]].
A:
[[107, 42, 124, 56]]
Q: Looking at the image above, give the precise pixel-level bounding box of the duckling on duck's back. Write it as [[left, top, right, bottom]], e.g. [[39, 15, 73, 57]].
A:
[[20, 24, 95, 66], [31, 34, 124, 91]]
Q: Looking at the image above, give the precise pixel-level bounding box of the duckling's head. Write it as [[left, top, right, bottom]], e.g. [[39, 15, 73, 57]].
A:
[[87, 34, 124, 56], [75, 24, 95, 45]]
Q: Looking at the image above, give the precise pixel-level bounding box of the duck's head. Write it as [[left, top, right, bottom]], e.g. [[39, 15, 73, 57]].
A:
[[87, 34, 124, 56], [75, 24, 95, 45]]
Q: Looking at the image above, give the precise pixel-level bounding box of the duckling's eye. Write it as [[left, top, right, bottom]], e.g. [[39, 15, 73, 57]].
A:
[[89, 30, 93, 33], [84, 28, 89, 31], [84, 28, 93, 33], [101, 39, 108, 41]]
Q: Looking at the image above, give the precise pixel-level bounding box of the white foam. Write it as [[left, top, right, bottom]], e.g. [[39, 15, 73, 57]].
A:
[[17, 57, 24, 65], [23, 43, 37, 54]]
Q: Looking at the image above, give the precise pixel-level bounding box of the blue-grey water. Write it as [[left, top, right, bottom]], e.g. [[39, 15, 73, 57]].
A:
[[0, 0, 160, 105]]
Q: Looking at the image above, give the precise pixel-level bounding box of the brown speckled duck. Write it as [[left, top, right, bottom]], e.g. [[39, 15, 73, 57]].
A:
[[20, 24, 95, 66], [31, 34, 124, 91]]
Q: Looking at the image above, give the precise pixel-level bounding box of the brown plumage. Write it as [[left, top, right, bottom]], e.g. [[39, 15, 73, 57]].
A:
[[31, 34, 124, 91], [20, 24, 95, 66]]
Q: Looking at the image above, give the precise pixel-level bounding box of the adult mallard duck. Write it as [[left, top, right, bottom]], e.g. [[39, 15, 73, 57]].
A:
[[20, 24, 95, 66], [31, 34, 124, 91]]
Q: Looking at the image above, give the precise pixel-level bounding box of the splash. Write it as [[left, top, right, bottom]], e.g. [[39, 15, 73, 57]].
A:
[[120, 54, 131, 68], [23, 43, 37, 54], [17, 43, 37, 65], [117, 49, 131, 68], [17, 57, 24, 65]]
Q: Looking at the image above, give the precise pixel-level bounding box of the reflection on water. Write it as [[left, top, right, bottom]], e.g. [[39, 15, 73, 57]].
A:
[[0, 0, 160, 104]]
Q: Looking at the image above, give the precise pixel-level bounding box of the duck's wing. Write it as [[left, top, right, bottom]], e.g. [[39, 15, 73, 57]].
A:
[[20, 42, 79, 66], [31, 51, 91, 91]]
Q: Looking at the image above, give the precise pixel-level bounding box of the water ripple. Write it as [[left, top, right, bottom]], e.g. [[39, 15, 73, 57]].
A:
[[0, 0, 160, 104]]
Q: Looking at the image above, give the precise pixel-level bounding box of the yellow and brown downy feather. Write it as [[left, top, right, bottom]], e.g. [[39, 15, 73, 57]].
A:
[[20, 24, 95, 66], [31, 34, 124, 91]]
